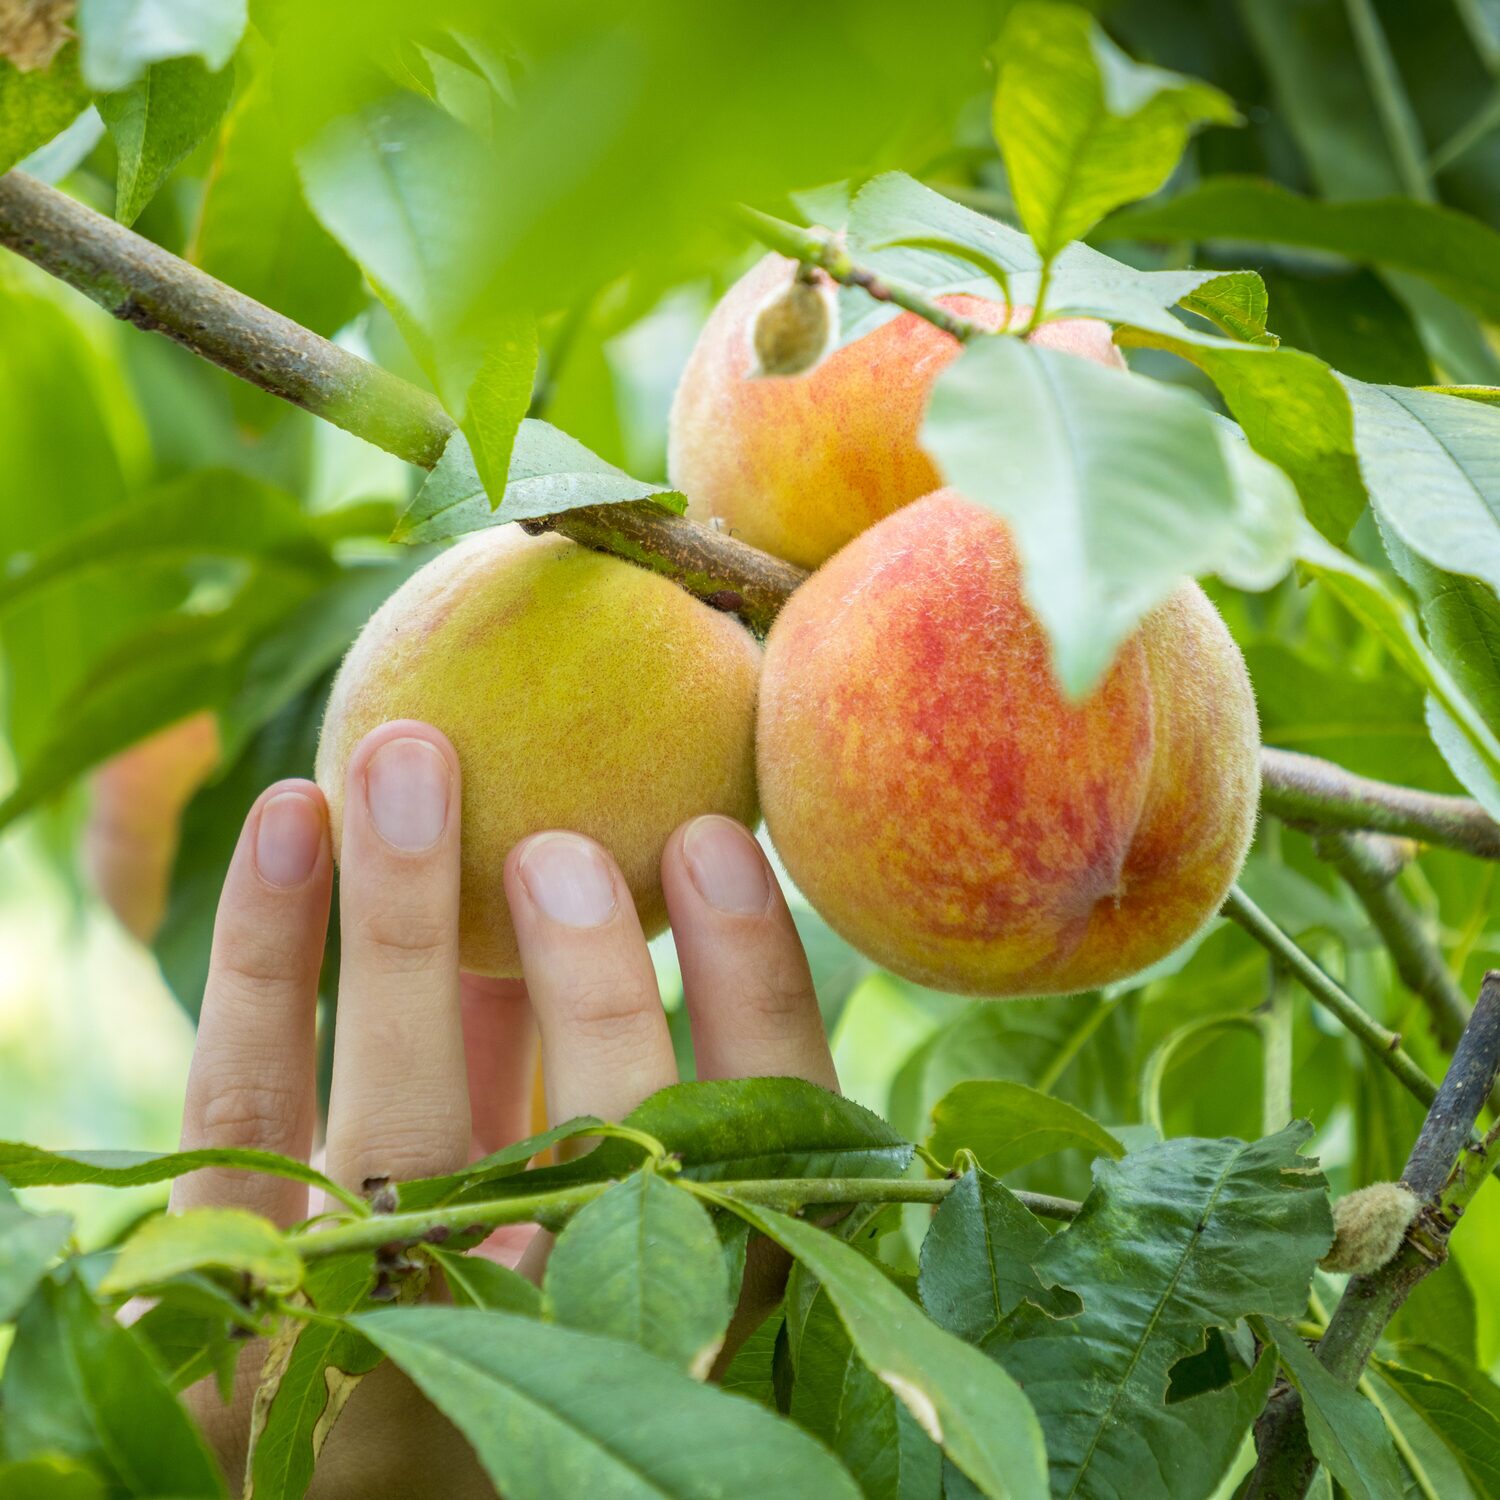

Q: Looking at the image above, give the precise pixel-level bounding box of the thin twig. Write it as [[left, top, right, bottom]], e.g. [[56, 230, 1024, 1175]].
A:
[[0, 169, 807, 633], [1262, 748, 1500, 860], [292, 1175, 1082, 1262], [735, 203, 991, 343], [1316, 830, 1473, 1051], [1222, 887, 1440, 1107], [1246, 974, 1500, 1499]]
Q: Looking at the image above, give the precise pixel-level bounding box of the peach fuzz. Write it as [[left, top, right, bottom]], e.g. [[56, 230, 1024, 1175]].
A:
[[756, 491, 1259, 996], [667, 252, 1123, 568], [316, 527, 762, 976]]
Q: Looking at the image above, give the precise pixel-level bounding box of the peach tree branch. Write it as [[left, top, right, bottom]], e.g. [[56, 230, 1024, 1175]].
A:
[[1245, 974, 1500, 1500], [0, 169, 806, 633]]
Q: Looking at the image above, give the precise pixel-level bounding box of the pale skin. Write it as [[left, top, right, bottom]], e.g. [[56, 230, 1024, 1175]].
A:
[[170, 718, 839, 1495]]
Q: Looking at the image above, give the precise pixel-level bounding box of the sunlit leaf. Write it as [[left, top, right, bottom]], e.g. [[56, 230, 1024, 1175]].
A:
[[100, 1207, 302, 1297], [992, 3, 1237, 261]]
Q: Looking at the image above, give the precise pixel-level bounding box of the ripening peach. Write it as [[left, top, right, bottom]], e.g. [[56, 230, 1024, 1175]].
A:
[[85, 712, 220, 940], [316, 527, 762, 976], [668, 253, 1123, 568], [757, 491, 1259, 996]]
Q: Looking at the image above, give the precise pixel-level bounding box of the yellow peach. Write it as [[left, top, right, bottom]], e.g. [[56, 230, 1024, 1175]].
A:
[[316, 527, 762, 976]]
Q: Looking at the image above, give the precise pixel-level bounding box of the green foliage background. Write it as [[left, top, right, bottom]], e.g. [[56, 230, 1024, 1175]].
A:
[[3, 1, 1500, 1497]]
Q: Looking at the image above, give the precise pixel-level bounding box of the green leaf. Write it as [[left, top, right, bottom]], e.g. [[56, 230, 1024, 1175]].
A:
[[923, 336, 1242, 695], [0, 472, 335, 616], [429, 1248, 542, 1316], [0, 46, 88, 175], [77, 0, 246, 92], [1340, 381, 1500, 605], [841, 172, 1265, 349], [395, 423, 680, 545], [99, 1207, 302, 1298], [625, 1078, 913, 1185], [0, 1186, 72, 1323], [1101, 178, 1500, 326], [1115, 326, 1365, 541], [989, 1126, 1332, 1499], [1380, 1360, 1500, 1498], [190, 60, 363, 337], [462, 311, 540, 509], [544, 1170, 731, 1375], [296, 92, 486, 368], [396, 1115, 608, 1210], [1263, 1322, 1404, 1500], [712, 1198, 1048, 1500], [1, 1271, 227, 1497], [0, 1457, 107, 1500], [1295, 531, 1500, 814], [97, 56, 232, 226], [992, 3, 1237, 262], [351, 1305, 866, 1499], [926, 1081, 1124, 1178], [245, 1256, 382, 1499], [918, 1167, 1079, 1338], [0, 1141, 365, 1214], [791, 1283, 942, 1500]]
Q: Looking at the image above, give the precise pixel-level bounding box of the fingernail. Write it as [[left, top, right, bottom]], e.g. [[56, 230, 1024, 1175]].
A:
[[256, 791, 323, 888], [365, 737, 450, 852], [683, 816, 770, 915], [518, 833, 617, 927]]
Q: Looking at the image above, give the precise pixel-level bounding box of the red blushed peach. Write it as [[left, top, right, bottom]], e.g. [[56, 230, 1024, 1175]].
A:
[[756, 491, 1259, 996], [667, 253, 1123, 569]]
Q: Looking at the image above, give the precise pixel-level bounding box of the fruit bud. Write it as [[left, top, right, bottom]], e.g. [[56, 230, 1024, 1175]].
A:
[[750, 273, 837, 377], [1319, 1182, 1419, 1275]]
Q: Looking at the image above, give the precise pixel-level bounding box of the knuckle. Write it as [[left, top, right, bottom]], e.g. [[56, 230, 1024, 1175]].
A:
[[192, 1080, 304, 1153], [351, 907, 453, 972], [555, 973, 661, 1046]]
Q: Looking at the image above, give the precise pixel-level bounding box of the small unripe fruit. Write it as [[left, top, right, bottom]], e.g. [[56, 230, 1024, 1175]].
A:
[[751, 274, 837, 377], [85, 712, 220, 940], [316, 528, 762, 976], [757, 491, 1259, 996], [668, 253, 1123, 568], [1319, 1183, 1419, 1275]]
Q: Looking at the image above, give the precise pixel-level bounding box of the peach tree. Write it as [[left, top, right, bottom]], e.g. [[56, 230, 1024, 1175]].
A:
[[2, 3, 1500, 1498]]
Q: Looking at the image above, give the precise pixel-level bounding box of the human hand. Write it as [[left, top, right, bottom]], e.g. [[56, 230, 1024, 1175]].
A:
[[170, 718, 837, 1496]]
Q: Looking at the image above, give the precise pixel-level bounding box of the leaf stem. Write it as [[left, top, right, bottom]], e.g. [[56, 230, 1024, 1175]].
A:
[[1222, 887, 1440, 1108], [290, 1176, 1081, 1263], [1260, 963, 1296, 1136]]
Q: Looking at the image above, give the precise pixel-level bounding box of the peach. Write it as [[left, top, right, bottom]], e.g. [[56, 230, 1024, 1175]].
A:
[[316, 527, 761, 976], [757, 491, 1259, 996], [667, 253, 1123, 568], [85, 711, 220, 940]]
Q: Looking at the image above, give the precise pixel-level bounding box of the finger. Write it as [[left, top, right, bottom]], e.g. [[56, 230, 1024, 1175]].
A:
[[459, 974, 538, 1158], [325, 722, 469, 1191], [173, 781, 331, 1223], [504, 832, 676, 1127], [663, 816, 837, 1089]]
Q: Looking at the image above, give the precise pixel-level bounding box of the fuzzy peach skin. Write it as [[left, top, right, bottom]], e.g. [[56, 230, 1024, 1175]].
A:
[[757, 491, 1259, 996], [85, 711, 221, 940], [316, 528, 762, 976], [667, 252, 1123, 569]]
